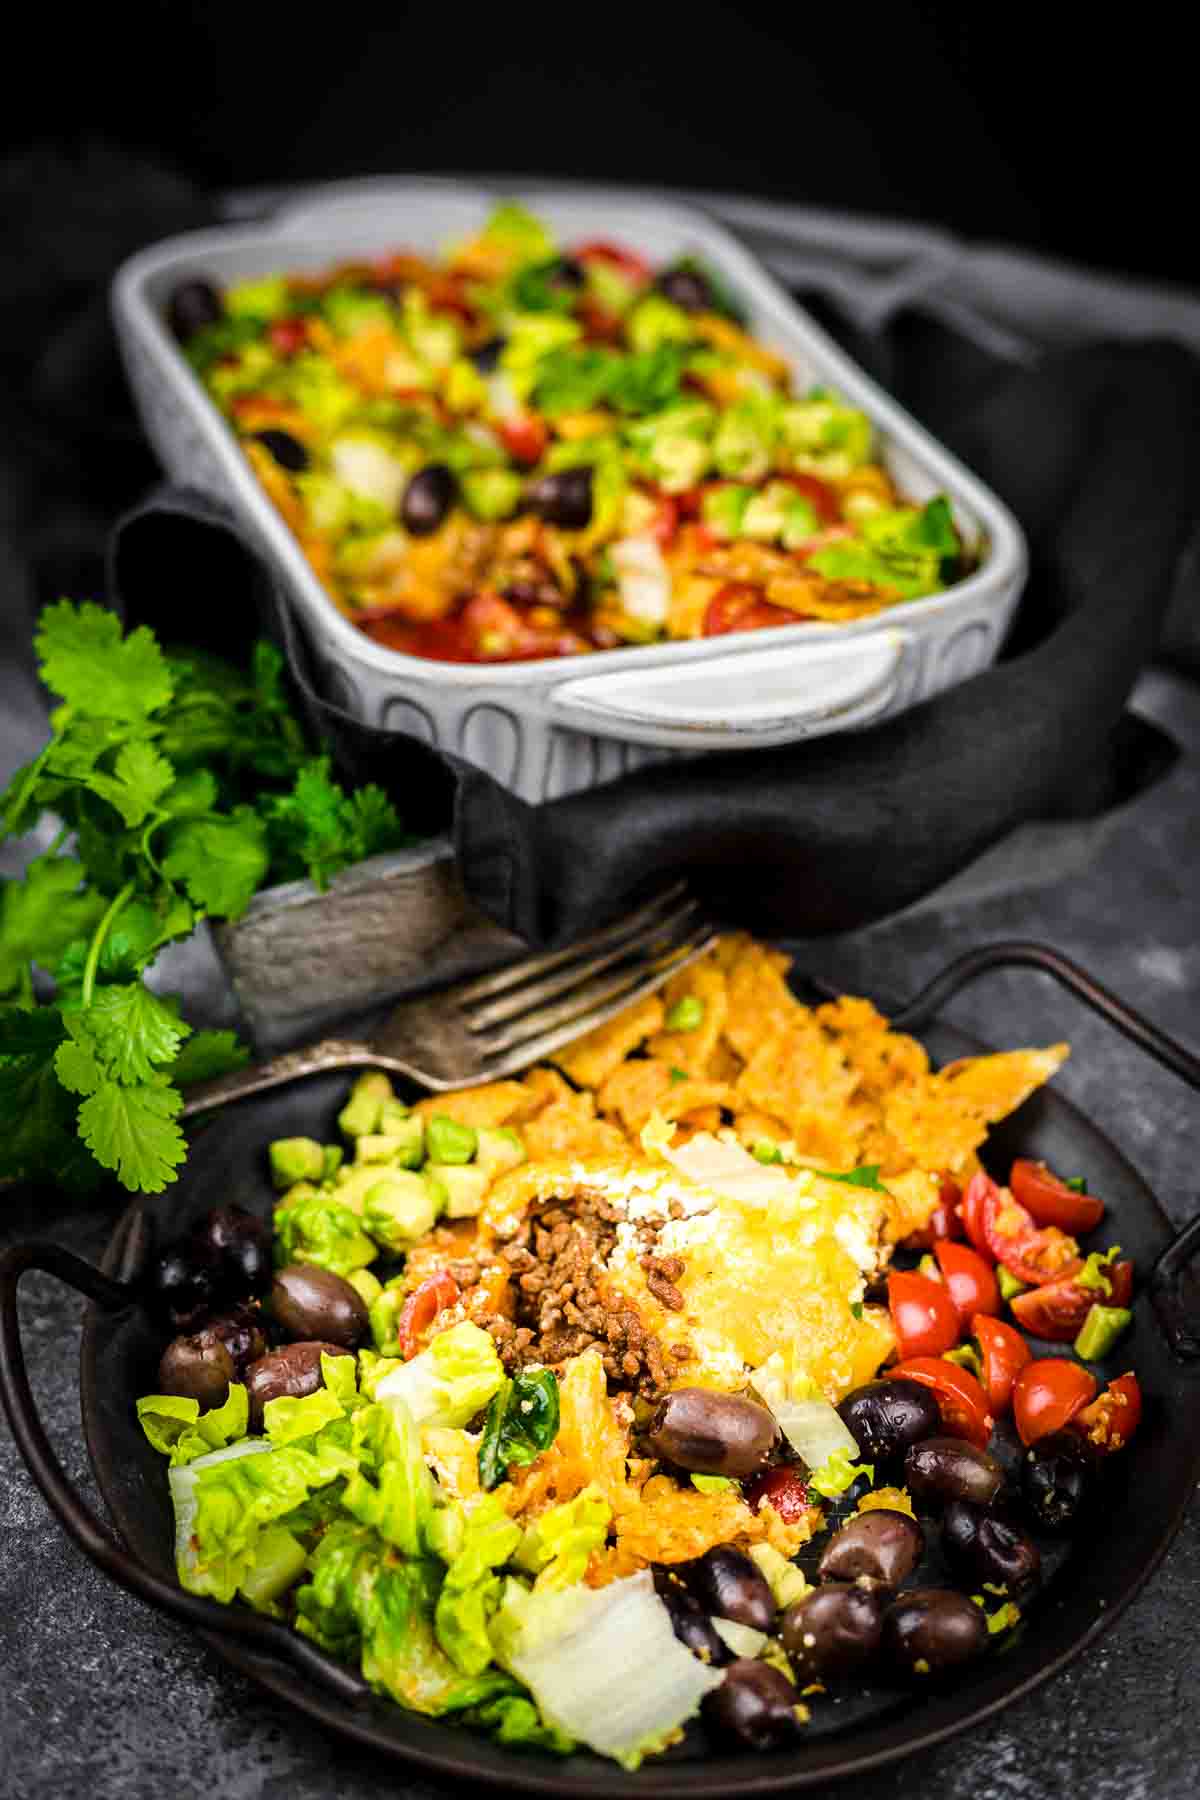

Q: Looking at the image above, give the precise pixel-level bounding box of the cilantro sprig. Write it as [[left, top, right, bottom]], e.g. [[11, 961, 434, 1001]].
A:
[[0, 602, 411, 1194]]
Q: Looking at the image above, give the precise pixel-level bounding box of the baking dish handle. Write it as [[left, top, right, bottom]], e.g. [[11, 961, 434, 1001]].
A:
[[0, 1240, 370, 1706], [1151, 1214, 1200, 1361], [547, 627, 909, 749]]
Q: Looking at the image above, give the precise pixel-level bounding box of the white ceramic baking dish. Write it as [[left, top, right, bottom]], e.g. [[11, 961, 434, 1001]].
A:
[[112, 178, 1027, 803]]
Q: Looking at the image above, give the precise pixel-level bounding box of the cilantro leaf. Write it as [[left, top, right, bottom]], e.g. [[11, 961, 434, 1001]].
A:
[[35, 601, 173, 719], [69, 983, 190, 1084], [0, 1004, 69, 1056], [343, 785, 408, 861], [0, 857, 108, 997], [76, 1079, 187, 1193], [54, 1035, 105, 1096], [55, 895, 194, 1002], [259, 758, 407, 890], [0, 1009, 103, 1191], [84, 741, 176, 827], [162, 808, 270, 918], [162, 769, 219, 818], [172, 1029, 251, 1087], [816, 1164, 886, 1191]]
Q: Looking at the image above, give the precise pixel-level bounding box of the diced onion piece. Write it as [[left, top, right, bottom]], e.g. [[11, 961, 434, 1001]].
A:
[[611, 535, 670, 626], [330, 437, 410, 510]]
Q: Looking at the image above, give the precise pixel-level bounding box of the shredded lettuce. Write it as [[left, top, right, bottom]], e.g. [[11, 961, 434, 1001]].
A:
[[808, 1446, 874, 1500], [137, 1382, 249, 1466], [374, 1320, 506, 1431], [340, 1396, 436, 1556], [512, 1486, 610, 1592], [751, 1350, 860, 1473], [429, 1494, 522, 1674]]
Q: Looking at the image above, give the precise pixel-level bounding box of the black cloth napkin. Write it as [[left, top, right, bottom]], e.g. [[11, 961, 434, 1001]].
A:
[[6, 146, 1200, 945]]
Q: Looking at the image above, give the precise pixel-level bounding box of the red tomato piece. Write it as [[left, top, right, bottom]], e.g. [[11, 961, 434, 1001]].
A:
[[397, 1271, 461, 1359], [888, 1357, 995, 1449], [573, 239, 653, 283], [1073, 1372, 1142, 1453], [1009, 1272, 1098, 1342], [648, 492, 680, 549], [960, 1170, 998, 1259], [1106, 1260, 1135, 1308], [268, 317, 308, 356], [900, 1176, 964, 1251], [777, 471, 842, 525], [972, 1314, 1032, 1413], [1010, 1159, 1106, 1234], [1011, 1357, 1098, 1446], [980, 1181, 1081, 1286], [888, 1271, 963, 1358], [702, 583, 797, 636], [498, 413, 549, 466], [934, 1240, 1001, 1326], [743, 1465, 809, 1522]]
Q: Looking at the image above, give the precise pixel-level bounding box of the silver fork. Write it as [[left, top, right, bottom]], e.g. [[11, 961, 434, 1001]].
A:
[[180, 884, 716, 1113]]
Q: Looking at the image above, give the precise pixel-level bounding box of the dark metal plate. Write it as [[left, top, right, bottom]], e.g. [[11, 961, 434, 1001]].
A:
[[80, 1023, 1200, 1795]]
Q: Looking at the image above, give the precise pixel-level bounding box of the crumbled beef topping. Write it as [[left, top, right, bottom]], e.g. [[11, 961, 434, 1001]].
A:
[[485, 1187, 679, 1395]]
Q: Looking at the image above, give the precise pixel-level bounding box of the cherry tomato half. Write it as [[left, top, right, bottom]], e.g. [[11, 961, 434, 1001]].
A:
[[744, 1465, 810, 1521], [888, 1270, 962, 1359], [980, 1180, 1081, 1287], [573, 239, 653, 283], [1073, 1372, 1142, 1453], [1010, 1159, 1106, 1234], [960, 1170, 998, 1259], [1010, 1272, 1097, 1342], [268, 316, 308, 356], [397, 1271, 461, 1359], [702, 582, 796, 636], [934, 1240, 1001, 1326], [498, 413, 549, 466], [888, 1356, 995, 1449], [1011, 1357, 1098, 1446], [647, 492, 680, 549], [972, 1313, 1032, 1413]]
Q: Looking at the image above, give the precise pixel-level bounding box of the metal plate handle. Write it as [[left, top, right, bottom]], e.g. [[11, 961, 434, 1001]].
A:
[[1151, 1213, 1200, 1361], [0, 1241, 369, 1705]]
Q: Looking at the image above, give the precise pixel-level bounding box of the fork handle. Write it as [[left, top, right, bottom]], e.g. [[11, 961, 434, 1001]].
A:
[[179, 1038, 381, 1118]]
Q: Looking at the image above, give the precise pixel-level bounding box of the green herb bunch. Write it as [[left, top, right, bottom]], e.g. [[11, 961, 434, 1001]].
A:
[[0, 602, 410, 1194]]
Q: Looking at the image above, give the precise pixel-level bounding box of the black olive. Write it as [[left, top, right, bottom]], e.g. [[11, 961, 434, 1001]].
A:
[[681, 1546, 775, 1632], [158, 1332, 236, 1410], [882, 1587, 988, 1679], [253, 428, 309, 473], [905, 1437, 1005, 1510], [470, 336, 506, 373], [243, 1341, 355, 1431], [701, 1659, 803, 1750], [543, 254, 586, 291], [657, 264, 715, 313], [1021, 1430, 1096, 1532], [192, 1206, 274, 1299], [652, 1568, 731, 1666], [781, 1583, 885, 1680], [818, 1508, 925, 1588], [838, 1378, 940, 1464], [525, 466, 594, 530], [144, 1240, 222, 1331], [646, 1388, 779, 1478], [402, 463, 457, 535], [271, 1265, 370, 1348], [167, 277, 223, 341], [941, 1500, 1041, 1592]]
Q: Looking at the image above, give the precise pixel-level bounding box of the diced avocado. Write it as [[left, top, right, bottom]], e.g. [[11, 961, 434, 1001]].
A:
[[944, 1342, 983, 1378], [475, 1126, 527, 1182], [753, 1139, 782, 1165], [403, 291, 461, 369], [347, 1266, 384, 1309], [273, 1191, 377, 1276], [362, 1172, 441, 1252], [780, 496, 820, 550], [321, 1144, 344, 1183], [626, 293, 695, 354], [624, 402, 715, 494], [268, 1137, 326, 1191], [368, 1280, 405, 1355], [584, 258, 639, 320], [225, 275, 290, 322], [429, 1163, 490, 1220], [778, 396, 872, 477], [355, 1115, 425, 1170], [338, 1071, 394, 1140], [473, 201, 557, 269], [712, 392, 780, 482], [378, 1097, 412, 1131], [319, 284, 392, 338], [460, 466, 523, 521], [700, 483, 753, 539], [444, 357, 487, 413], [426, 1114, 478, 1165], [297, 473, 394, 537], [273, 1179, 322, 1215], [741, 485, 791, 542]]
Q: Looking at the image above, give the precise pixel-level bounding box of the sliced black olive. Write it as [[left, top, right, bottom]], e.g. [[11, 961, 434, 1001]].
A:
[[253, 428, 309, 473], [167, 277, 222, 341], [657, 264, 715, 313], [271, 1265, 370, 1348], [525, 466, 594, 530], [882, 1587, 988, 1679], [781, 1583, 885, 1679], [144, 1240, 222, 1331], [645, 1388, 779, 1478], [243, 1341, 355, 1431], [401, 463, 457, 535], [818, 1508, 925, 1588], [470, 336, 506, 373], [905, 1437, 1005, 1509], [838, 1378, 940, 1464], [1020, 1430, 1096, 1532], [192, 1205, 274, 1299], [941, 1500, 1041, 1591], [681, 1546, 775, 1632], [652, 1568, 731, 1666], [701, 1659, 804, 1750]]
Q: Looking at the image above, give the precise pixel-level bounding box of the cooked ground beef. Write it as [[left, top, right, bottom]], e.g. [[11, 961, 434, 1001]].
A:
[[486, 1187, 676, 1395]]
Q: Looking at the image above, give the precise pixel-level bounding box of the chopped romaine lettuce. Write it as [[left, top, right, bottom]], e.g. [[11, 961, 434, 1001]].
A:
[[429, 1493, 523, 1674], [374, 1320, 506, 1431], [137, 1382, 249, 1466], [340, 1395, 435, 1555], [512, 1486, 611, 1591]]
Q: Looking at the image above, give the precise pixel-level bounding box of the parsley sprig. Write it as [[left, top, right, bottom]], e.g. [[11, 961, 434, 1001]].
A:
[[0, 602, 410, 1194]]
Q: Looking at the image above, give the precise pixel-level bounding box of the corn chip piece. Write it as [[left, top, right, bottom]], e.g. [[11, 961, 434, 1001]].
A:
[[554, 993, 665, 1090], [413, 1080, 530, 1129], [521, 1090, 629, 1162], [814, 995, 931, 1098], [724, 944, 806, 1062], [646, 961, 729, 1078], [883, 1046, 1069, 1174]]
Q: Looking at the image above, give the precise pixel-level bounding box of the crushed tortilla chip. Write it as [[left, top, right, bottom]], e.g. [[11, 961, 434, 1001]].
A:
[[413, 1080, 530, 1130], [884, 1045, 1069, 1173], [645, 962, 729, 1079], [553, 993, 665, 1090]]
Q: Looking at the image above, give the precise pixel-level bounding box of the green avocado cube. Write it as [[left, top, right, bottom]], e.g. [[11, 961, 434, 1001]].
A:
[[428, 1163, 490, 1220], [338, 1071, 394, 1139], [475, 1127, 527, 1182], [362, 1173, 440, 1252], [268, 1137, 326, 1191], [354, 1114, 425, 1170], [426, 1114, 478, 1165]]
